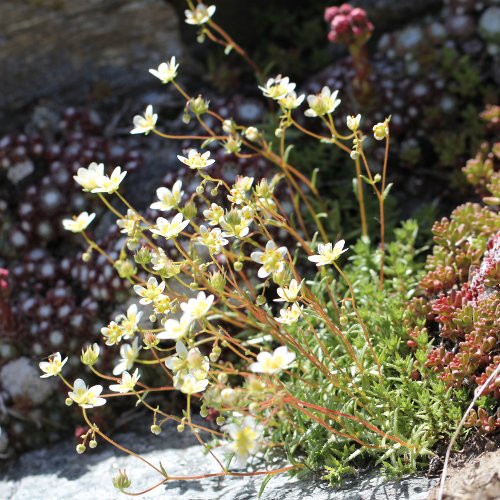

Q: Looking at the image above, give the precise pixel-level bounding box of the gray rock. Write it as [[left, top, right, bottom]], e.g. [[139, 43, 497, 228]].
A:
[[0, 419, 436, 499], [479, 6, 500, 44], [0, 0, 182, 121]]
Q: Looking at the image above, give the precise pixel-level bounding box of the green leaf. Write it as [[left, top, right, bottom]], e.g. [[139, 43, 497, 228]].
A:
[[258, 475, 273, 498]]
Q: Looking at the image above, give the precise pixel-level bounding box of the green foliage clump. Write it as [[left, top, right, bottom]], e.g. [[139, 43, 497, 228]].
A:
[[272, 221, 466, 481]]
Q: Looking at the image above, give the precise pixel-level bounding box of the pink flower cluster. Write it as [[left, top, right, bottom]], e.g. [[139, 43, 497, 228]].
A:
[[324, 4, 373, 45], [0, 268, 8, 291]]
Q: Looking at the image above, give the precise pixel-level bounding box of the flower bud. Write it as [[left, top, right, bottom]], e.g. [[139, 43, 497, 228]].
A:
[[135, 246, 152, 265], [244, 127, 259, 142], [150, 424, 162, 435], [65, 398, 73, 406], [234, 261, 243, 272], [190, 95, 210, 115], [76, 444, 86, 454], [89, 439, 98, 448], [196, 185, 204, 195], [217, 373, 228, 384], [81, 343, 100, 366], [209, 345, 222, 362], [256, 295, 267, 306], [209, 271, 226, 293], [114, 259, 137, 279], [113, 470, 132, 491], [200, 405, 209, 418], [216, 415, 225, 426], [183, 201, 198, 220]]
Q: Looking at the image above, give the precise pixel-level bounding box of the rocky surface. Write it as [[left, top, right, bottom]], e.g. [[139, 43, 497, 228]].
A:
[[0, 0, 182, 120], [429, 449, 500, 500], [0, 419, 435, 499]]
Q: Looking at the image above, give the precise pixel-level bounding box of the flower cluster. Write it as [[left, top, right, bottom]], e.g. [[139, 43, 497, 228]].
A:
[[324, 4, 373, 45]]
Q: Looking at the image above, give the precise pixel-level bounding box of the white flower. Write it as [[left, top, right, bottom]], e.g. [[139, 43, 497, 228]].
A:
[[177, 149, 215, 170], [130, 105, 157, 135], [177, 373, 209, 394], [113, 338, 141, 376], [228, 176, 254, 205], [150, 180, 183, 211], [250, 240, 288, 279], [223, 417, 262, 466], [101, 321, 124, 346], [165, 341, 209, 380], [149, 57, 179, 84], [279, 91, 305, 110], [116, 304, 143, 338], [184, 3, 216, 25], [274, 279, 302, 302], [62, 212, 96, 233], [259, 75, 296, 100], [220, 209, 252, 239], [133, 277, 166, 305], [203, 203, 225, 226], [109, 369, 140, 394], [347, 114, 361, 131], [92, 166, 127, 194], [150, 213, 190, 239], [308, 240, 348, 266], [244, 127, 259, 142], [305, 86, 341, 117], [116, 209, 139, 236], [197, 225, 229, 254], [249, 346, 296, 374], [39, 352, 68, 378], [73, 162, 104, 191], [157, 314, 193, 340], [373, 118, 390, 140], [275, 303, 303, 325], [68, 378, 106, 408], [180, 291, 214, 319]]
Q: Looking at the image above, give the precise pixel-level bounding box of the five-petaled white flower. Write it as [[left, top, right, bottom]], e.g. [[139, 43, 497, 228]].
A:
[[204, 203, 225, 226], [275, 303, 303, 325], [92, 166, 127, 194], [177, 373, 209, 394], [184, 3, 216, 25], [157, 314, 193, 340], [274, 279, 303, 302], [259, 75, 296, 101], [62, 212, 96, 233], [249, 346, 296, 374], [180, 291, 215, 319], [39, 352, 68, 378], [250, 240, 288, 279], [116, 303, 143, 338], [222, 417, 263, 466], [305, 86, 341, 117], [109, 369, 141, 394], [113, 338, 141, 376], [177, 149, 215, 170], [198, 225, 229, 254], [149, 57, 179, 84], [279, 91, 305, 110], [73, 162, 104, 191], [68, 378, 106, 408], [150, 213, 190, 239], [308, 240, 348, 266], [133, 277, 166, 305], [130, 105, 158, 135], [150, 180, 183, 211]]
